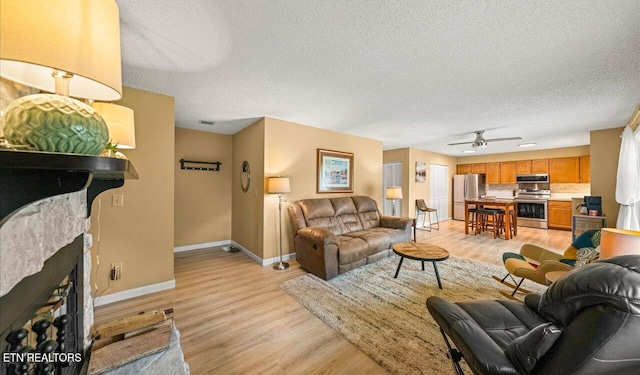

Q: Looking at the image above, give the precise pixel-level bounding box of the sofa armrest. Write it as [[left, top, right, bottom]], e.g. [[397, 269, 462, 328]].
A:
[[380, 216, 413, 231], [294, 227, 340, 280], [296, 227, 338, 246]]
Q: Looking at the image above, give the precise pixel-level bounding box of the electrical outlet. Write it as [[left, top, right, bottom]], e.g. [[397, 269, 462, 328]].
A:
[[110, 262, 123, 280], [112, 194, 124, 207]]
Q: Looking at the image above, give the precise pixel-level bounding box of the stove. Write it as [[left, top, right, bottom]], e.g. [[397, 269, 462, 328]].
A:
[[515, 190, 549, 229]]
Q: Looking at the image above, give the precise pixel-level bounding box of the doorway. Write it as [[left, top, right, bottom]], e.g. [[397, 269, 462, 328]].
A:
[[383, 162, 402, 216], [429, 164, 449, 222]]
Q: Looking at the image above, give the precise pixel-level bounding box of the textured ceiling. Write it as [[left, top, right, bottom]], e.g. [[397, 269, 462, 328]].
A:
[[117, 0, 640, 156]]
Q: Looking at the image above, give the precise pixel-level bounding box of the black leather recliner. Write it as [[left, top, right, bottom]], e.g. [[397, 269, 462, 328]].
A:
[[426, 255, 640, 374]]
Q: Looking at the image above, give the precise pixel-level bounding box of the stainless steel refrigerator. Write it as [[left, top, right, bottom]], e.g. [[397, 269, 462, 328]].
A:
[[453, 174, 486, 220]]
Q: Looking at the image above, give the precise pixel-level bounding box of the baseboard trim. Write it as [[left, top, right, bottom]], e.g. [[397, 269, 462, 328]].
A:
[[174, 240, 231, 253], [174, 240, 297, 267], [229, 241, 296, 267], [93, 279, 176, 307], [261, 252, 296, 267]]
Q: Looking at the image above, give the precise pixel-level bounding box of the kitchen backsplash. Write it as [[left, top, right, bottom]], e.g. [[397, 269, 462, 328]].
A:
[[487, 184, 518, 198], [486, 183, 590, 198], [550, 183, 590, 194]]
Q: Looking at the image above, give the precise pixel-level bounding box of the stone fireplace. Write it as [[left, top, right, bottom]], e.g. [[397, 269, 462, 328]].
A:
[[0, 149, 137, 373], [0, 192, 93, 373]]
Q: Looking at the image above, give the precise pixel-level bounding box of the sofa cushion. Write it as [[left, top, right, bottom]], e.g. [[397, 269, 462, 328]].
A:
[[306, 216, 344, 235], [344, 230, 391, 255], [369, 227, 408, 246], [337, 236, 369, 264]]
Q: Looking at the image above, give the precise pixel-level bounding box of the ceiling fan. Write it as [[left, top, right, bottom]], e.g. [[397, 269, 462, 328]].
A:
[[448, 130, 522, 148]]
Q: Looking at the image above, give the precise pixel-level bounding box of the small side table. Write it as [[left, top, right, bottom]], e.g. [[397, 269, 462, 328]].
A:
[[545, 270, 568, 285]]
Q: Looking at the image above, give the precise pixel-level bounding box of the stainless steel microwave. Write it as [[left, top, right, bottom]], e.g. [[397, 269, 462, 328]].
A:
[[516, 174, 549, 183]]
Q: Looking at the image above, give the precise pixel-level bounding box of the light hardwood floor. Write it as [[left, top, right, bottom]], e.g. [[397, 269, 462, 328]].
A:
[[94, 220, 572, 374]]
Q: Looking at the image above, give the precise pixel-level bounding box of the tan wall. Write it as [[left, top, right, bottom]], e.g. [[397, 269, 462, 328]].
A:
[[409, 148, 457, 219], [264, 118, 383, 259], [590, 128, 623, 227], [382, 148, 410, 215], [89, 87, 175, 295], [231, 119, 265, 257], [174, 128, 232, 247], [456, 145, 590, 164], [383, 148, 457, 219]]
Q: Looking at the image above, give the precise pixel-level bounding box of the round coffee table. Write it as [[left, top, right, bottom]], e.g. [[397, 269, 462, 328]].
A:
[[393, 242, 449, 289]]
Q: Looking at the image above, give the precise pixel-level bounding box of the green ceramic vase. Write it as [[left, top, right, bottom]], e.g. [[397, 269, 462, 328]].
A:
[[2, 94, 109, 155]]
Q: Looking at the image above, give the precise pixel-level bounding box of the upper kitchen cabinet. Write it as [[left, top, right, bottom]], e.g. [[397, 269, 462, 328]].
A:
[[580, 156, 590, 183], [531, 159, 549, 173], [516, 160, 532, 174], [500, 161, 517, 184], [471, 163, 486, 174], [549, 157, 580, 183], [457, 164, 472, 174], [486, 163, 501, 184]]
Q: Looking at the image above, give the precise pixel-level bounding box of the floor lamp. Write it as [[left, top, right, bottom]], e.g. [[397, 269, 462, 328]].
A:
[[268, 177, 291, 270], [386, 186, 403, 216]]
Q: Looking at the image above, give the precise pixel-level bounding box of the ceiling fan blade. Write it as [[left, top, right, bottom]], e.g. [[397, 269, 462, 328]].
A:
[[484, 137, 523, 142], [447, 141, 475, 146]]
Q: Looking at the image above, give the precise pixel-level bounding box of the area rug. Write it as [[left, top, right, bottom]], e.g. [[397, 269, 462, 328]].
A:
[[280, 255, 546, 374]]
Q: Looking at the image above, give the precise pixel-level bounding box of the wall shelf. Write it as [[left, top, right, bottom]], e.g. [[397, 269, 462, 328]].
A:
[[0, 149, 138, 226]]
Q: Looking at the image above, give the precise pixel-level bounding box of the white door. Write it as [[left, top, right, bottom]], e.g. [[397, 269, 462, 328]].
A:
[[383, 162, 402, 216], [429, 164, 449, 222]]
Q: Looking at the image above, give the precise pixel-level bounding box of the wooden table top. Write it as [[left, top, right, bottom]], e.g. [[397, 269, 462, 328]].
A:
[[392, 242, 449, 261], [545, 270, 568, 285]]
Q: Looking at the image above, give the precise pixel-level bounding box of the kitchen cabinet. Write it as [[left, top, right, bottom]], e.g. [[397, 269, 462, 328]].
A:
[[549, 157, 580, 183], [531, 159, 549, 173], [516, 160, 531, 175], [580, 156, 590, 183], [486, 163, 501, 184], [548, 200, 572, 230], [457, 164, 472, 174], [500, 161, 516, 184], [471, 163, 486, 174]]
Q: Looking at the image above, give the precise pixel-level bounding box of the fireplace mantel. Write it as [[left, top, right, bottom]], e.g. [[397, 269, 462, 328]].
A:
[[0, 149, 138, 226]]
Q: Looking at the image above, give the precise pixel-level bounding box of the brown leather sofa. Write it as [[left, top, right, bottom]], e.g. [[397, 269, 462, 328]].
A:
[[287, 196, 412, 280]]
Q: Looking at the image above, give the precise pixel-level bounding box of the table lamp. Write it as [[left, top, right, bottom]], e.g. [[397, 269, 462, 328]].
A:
[[600, 228, 640, 259], [268, 177, 291, 270], [91, 103, 136, 153], [0, 0, 122, 155], [386, 186, 403, 216]]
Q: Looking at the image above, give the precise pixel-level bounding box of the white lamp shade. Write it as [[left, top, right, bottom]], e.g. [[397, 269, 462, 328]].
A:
[[0, 0, 122, 100], [268, 177, 291, 194], [600, 228, 640, 259], [386, 186, 403, 200], [91, 102, 136, 149]]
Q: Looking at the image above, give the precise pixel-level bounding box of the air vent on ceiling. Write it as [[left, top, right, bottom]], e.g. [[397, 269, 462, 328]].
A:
[[199, 120, 216, 126]]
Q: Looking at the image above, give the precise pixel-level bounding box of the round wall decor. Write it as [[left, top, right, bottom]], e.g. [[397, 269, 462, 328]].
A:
[[241, 160, 251, 192]]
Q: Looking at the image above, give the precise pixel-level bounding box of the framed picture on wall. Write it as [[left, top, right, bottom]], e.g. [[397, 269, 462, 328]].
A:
[[416, 162, 426, 183], [317, 149, 354, 193]]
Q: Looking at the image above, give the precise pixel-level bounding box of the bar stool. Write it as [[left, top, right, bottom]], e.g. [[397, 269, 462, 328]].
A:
[[467, 205, 477, 234], [475, 208, 500, 238], [496, 209, 517, 238], [415, 199, 439, 232]]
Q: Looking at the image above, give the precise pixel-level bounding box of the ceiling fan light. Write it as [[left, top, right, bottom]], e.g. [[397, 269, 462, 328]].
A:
[[519, 142, 537, 148], [463, 149, 477, 153]]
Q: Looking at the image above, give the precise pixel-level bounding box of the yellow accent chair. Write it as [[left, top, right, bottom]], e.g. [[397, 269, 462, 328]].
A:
[[499, 229, 601, 296]]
